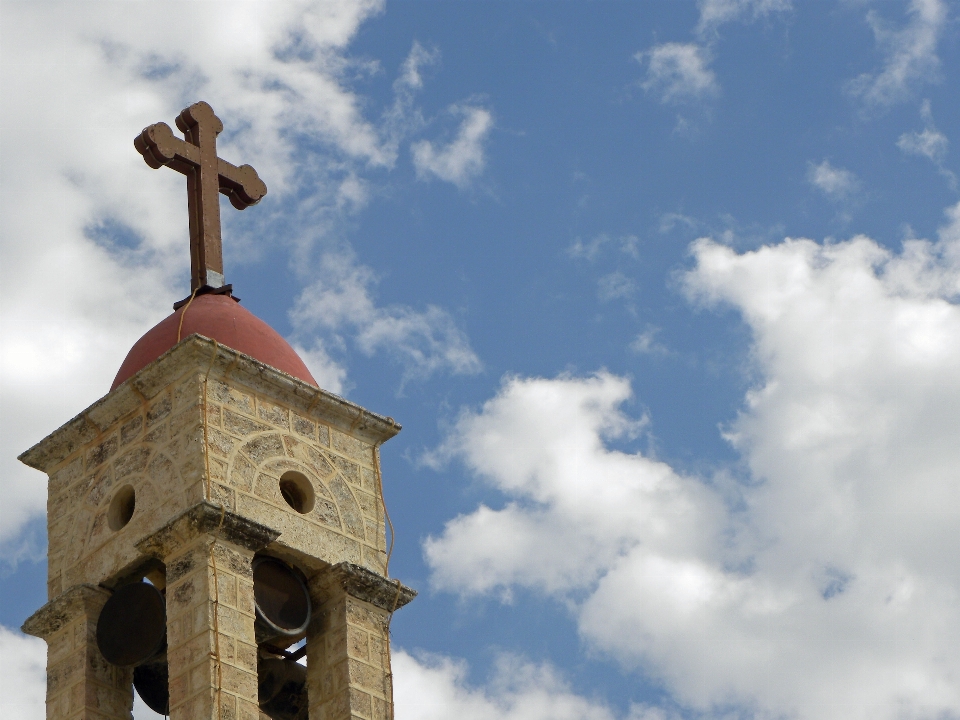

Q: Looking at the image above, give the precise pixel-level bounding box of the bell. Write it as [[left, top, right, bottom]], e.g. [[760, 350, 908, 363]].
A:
[[96, 581, 169, 714], [133, 658, 170, 716], [253, 557, 311, 647], [96, 581, 166, 666], [258, 656, 308, 720]]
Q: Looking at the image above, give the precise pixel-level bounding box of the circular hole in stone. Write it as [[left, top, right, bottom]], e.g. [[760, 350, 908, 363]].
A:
[[108, 485, 136, 531], [279, 471, 314, 514]]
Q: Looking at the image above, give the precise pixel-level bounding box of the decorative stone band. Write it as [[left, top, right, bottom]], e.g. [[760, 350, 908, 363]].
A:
[[135, 501, 280, 561], [312, 562, 417, 612], [19, 335, 402, 474], [22, 583, 112, 640]]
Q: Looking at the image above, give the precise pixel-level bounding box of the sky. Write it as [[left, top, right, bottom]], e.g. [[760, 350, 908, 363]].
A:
[[2, 1, 960, 718]]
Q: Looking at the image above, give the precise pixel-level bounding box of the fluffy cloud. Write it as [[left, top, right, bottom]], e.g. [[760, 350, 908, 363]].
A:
[[567, 234, 640, 262], [639, 43, 719, 105], [696, 0, 792, 36], [291, 252, 481, 387], [807, 159, 860, 200], [425, 204, 960, 719], [394, 650, 629, 720], [640, 0, 790, 108], [850, 0, 946, 107], [412, 105, 494, 188], [597, 272, 637, 302], [897, 100, 954, 187], [899, 125, 948, 162], [0, 627, 46, 719], [629, 327, 670, 357], [291, 339, 350, 396], [424, 372, 721, 597], [383, 42, 439, 155]]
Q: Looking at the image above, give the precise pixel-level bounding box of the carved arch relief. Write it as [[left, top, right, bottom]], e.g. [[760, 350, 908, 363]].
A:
[[227, 431, 367, 543], [61, 449, 187, 588]]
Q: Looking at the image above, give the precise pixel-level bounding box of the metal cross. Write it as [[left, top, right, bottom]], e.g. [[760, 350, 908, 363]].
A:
[[135, 101, 267, 291]]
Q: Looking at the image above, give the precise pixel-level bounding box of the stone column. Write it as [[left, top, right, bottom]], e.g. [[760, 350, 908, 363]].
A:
[[306, 564, 415, 720], [138, 502, 279, 720], [22, 584, 133, 720]]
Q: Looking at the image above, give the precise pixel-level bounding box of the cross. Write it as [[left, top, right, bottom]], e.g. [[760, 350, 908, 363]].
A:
[[134, 101, 267, 291]]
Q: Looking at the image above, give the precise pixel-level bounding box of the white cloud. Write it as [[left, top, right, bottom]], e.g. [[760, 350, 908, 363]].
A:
[[629, 327, 670, 357], [567, 236, 609, 262], [850, 0, 946, 106], [696, 0, 792, 36], [807, 160, 860, 200], [425, 206, 960, 719], [0, 627, 46, 719], [412, 105, 493, 188], [898, 126, 948, 162], [597, 272, 637, 302], [291, 252, 481, 387], [897, 100, 954, 188], [396, 41, 439, 94], [639, 0, 789, 109], [424, 372, 709, 597], [567, 234, 640, 261], [291, 339, 349, 396], [639, 43, 719, 104], [394, 650, 626, 720], [383, 42, 440, 154]]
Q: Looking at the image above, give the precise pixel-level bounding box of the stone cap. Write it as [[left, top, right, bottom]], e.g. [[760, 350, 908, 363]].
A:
[[19, 334, 402, 473], [136, 501, 280, 559], [311, 562, 417, 613], [22, 583, 111, 639]]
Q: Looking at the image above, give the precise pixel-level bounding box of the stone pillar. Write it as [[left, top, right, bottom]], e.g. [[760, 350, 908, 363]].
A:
[[307, 564, 415, 720], [137, 502, 279, 720], [22, 584, 133, 720]]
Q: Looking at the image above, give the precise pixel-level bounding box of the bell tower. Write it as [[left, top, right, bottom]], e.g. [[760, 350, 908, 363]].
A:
[[20, 101, 415, 720]]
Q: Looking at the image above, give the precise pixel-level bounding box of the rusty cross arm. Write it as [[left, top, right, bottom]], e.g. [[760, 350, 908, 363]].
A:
[[134, 101, 267, 291]]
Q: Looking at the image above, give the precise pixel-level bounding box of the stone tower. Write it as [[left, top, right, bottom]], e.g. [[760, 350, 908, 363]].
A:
[[19, 102, 415, 720]]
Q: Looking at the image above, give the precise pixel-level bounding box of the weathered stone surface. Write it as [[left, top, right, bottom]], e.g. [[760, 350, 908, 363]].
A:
[[20, 337, 400, 473], [136, 502, 279, 559], [312, 563, 416, 613], [23, 583, 134, 720], [21, 584, 110, 639], [306, 563, 411, 720]]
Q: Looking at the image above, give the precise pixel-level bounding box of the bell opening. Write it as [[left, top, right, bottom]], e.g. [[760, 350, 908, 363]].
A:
[[253, 556, 311, 645]]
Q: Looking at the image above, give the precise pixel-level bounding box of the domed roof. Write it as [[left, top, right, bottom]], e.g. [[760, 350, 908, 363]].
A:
[[111, 293, 318, 390]]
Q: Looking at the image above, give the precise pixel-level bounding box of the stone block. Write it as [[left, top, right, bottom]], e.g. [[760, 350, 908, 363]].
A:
[[330, 430, 373, 468], [146, 394, 172, 427]]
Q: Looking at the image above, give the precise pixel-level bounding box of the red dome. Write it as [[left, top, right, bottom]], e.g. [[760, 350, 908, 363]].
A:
[[112, 293, 318, 390]]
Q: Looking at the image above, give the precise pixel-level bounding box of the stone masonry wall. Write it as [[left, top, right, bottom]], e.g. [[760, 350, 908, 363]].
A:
[[23, 585, 133, 720], [41, 363, 388, 598], [164, 536, 260, 720], [205, 376, 388, 575], [306, 591, 393, 720], [44, 369, 206, 597]]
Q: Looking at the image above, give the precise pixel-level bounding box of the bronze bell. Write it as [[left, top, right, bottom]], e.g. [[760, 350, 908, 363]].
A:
[[258, 655, 308, 720], [96, 581, 169, 715], [252, 556, 311, 647]]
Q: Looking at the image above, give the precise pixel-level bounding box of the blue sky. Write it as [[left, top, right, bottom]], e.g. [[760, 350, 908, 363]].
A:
[[3, 1, 960, 718]]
